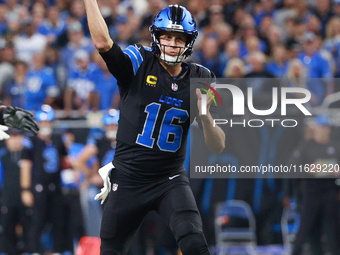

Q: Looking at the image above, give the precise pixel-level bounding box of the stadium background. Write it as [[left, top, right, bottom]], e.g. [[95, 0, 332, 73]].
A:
[[0, 0, 340, 254]]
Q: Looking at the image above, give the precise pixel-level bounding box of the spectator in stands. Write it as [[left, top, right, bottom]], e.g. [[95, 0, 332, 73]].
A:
[[4, 61, 27, 108], [13, 18, 47, 64], [24, 53, 59, 111], [311, 0, 333, 37], [215, 22, 232, 52], [225, 40, 240, 61], [324, 17, 340, 77], [284, 59, 315, 102], [274, 0, 297, 31], [267, 25, 283, 54], [60, 21, 94, 74], [6, 0, 22, 23], [297, 31, 333, 105], [92, 52, 120, 111], [224, 58, 246, 79], [45, 46, 67, 92], [245, 51, 275, 94], [253, 0, 276, 28], [323, 16, 340, 54], [38, 6, 67, 45], [64, 50, 96, 117], [334, 0, 340, 16], [315, 34, 337, 77], [244, 36, 261, 59], [292, 18, 307, 43], [246, 51, 273, 78], [265, 45, 289, 78], [258, 16, 273, 55], [31, 2, 46, 29], [238, 14, 267, 59], [70, 0, 89, 37], [295, 0, 312, 24], [0, 41, 15, 92], [285, 59, 307, 89], [0, 4, 8, 36], [192, 36, 227, 78], [307, 15, 321, 35]]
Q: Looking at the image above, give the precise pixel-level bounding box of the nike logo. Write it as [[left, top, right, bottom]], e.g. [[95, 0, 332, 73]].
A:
[[169, 174, 180, 180]]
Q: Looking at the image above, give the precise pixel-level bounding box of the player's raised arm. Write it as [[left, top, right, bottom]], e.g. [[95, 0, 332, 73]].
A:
[[84, 0, 113, 53]]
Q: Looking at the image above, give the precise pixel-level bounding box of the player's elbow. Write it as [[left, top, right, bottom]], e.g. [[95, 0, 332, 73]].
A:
[[212, 143, 225, 154], [94, 39, 114, 53]]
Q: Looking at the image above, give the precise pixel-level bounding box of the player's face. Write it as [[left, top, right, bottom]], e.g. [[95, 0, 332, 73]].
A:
[[5, 134, 23, 152], [38, 121, 53, 137], [159, 31, 187, 57], [303, 40, 316, 55]]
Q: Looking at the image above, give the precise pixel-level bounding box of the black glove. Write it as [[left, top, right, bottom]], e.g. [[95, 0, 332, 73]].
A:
[[3, 106, 39, 135]]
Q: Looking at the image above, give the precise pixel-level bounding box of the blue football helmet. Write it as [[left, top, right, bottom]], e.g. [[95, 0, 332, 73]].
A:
[[35, 104, 55, 122], [149, 5, 198, 65], [103, 109, 120, 125]]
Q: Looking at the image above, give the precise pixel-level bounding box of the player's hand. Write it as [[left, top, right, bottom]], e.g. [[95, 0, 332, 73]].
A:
[[3, 106, 39, 135], [196, 88, 214, 119], [21, 190, 34, 207], [0, 125, 10, 140], [94, 162, 114, 204]]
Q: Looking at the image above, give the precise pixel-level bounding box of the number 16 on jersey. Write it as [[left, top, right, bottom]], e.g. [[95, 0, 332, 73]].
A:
[[136, 103, 189, 152]]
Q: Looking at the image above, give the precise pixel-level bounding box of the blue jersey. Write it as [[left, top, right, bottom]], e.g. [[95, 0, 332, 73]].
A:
[[239, 40, 267, 59], [5, 81, 26, 108], [24, 67, 58, 111], [298, 51, 333, 105], [38, 20, 67, 38], [93, 68, 119, 110], [0, 21, 7, 35], [67, 64, 97, 101], [60, 39, 95, 72], [265, 61, 288, 78]]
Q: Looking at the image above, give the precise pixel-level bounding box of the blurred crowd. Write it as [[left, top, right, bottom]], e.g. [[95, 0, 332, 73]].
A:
[[0, 0, 340, 254]]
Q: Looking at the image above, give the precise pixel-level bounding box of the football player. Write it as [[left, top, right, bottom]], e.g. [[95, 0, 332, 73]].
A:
[[20, 105, 70, 253], [84, 2, 225, 254]]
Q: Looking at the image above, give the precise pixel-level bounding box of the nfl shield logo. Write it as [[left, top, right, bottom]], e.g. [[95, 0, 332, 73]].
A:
[[112, 183, 118, 191], [171, 83, 178, 91]]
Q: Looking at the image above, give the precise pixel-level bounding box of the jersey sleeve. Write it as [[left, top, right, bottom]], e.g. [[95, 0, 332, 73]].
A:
[[100, 43, 150, 90], [99, 43, 134, 89]]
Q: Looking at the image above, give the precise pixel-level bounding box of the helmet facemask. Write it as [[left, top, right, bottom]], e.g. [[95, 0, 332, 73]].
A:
[[151, 31, 195, 66]]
